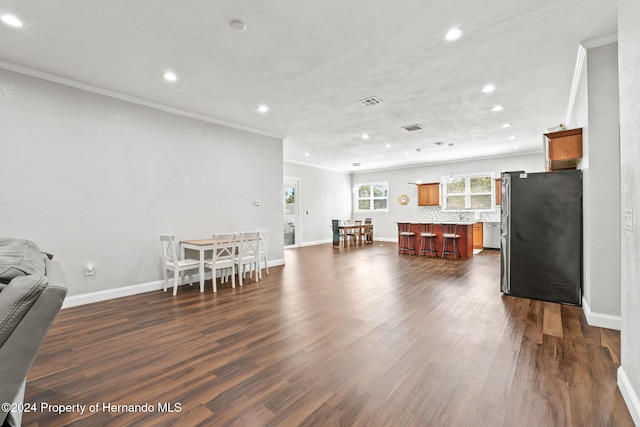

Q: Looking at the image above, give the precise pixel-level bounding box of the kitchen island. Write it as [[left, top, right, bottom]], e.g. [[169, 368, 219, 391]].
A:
[[407, 221, 476, 259]]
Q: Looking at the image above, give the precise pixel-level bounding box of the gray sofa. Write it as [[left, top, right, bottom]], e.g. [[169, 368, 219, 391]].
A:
[[0, 238, 67, 427]]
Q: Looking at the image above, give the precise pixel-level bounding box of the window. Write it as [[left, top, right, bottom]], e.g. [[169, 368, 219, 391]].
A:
[[442, 173, 494, 211], [355, 182, 389, 212]]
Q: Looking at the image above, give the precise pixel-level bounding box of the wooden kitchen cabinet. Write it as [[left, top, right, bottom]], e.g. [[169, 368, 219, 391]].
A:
[[544, 128, 582, 171], [473, 222, 483, 250], [417, 183, 440, 206], [495, 178, 501, 207]]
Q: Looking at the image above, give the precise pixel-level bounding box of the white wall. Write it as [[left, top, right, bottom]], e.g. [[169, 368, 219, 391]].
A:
[[567, 42, 621, 328], [283, 161, 352, 245], [618, 0, 640, 423], [351, 153, 544, 240], [0, 68, 284, 297], [587, 43, 621, 321]]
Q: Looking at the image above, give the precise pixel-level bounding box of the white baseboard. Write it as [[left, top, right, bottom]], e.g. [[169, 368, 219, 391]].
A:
[[582, 297, 621, 330], [300, 239, 332, 247], [62, 279, 166, 308], [62, 259, 285, 309], [298, 238, 396, 247], [376, 238, 397, 243], [618, 367, 640, 426]]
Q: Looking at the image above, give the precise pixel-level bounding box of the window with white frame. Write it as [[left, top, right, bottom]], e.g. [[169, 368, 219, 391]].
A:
[[355, 182, 389, 212], [442, 173, 494, 211]]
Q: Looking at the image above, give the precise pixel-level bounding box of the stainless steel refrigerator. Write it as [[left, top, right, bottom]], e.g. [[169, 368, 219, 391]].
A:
[[500, 170, 582, 306]]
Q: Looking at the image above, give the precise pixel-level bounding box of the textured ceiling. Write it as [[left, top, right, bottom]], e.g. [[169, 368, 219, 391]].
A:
[[0, 0, 617, 172]]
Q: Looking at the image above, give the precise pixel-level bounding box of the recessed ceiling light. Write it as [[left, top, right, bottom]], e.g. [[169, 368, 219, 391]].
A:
[[501, 123, 511, 128], [513, 145, 520, 149], [230, 20, 246, 31], [163, 72, 177, 82], [385, 144, 391, 148], [257, 105, 269, 113], [481, 84, 495, 93], [491, 105, 504, 112], [304, 152, 310, 157], [404, 152, 409, 155], [362, 134, 370, 140], [445, 28, 462, 41], [1, 14, 23, 27], [509, 135, 517, 140]]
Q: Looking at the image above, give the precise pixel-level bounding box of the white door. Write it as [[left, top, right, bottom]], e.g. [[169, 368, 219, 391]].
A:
[[283, 178, 299, 248]]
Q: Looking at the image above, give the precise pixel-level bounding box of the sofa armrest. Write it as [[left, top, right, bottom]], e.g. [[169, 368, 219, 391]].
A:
[[0, 279, 67, 423], [0, 275, 48, 348], [44, 258, 66, 288]]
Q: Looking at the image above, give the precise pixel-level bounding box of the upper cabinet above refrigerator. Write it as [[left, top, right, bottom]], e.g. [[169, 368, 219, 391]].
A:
[[543, 127, 583, 171]]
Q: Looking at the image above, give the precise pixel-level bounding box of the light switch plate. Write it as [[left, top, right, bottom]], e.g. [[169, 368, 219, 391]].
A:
[[624, 209, 633, 231]]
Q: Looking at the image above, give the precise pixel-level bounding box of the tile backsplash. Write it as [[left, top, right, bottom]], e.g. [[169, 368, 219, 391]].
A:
[[418, 206, 501, 223]]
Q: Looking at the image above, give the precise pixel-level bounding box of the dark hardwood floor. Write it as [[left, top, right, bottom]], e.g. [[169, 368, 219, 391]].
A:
[[23, 243, 633, 426]]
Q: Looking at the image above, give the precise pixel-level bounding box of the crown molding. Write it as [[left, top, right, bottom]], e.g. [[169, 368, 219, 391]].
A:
[[565, 44, 587, 125], [581, 32, 618, 49], [0, 60, 283, 140], [565, 32, 618, 124]]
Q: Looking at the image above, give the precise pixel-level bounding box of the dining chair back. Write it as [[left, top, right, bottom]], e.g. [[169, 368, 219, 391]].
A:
[[332, 220, 343, 247], [235, 231, 259, 286], [204, 233, 237, 292], [159, 234, 200, 295]]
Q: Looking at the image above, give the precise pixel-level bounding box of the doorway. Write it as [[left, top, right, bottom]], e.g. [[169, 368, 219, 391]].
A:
[[283, 178, 299, 248]]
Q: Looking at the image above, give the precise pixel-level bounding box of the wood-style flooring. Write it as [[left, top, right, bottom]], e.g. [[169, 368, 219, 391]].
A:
[[23, 244, 633, 426]]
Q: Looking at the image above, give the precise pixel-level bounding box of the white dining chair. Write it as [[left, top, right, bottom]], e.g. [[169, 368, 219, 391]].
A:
[[235, 231, 259, 287], [159, 234, 200, 296], [256, 227, 270, 279], [204, 233, 237, 292]]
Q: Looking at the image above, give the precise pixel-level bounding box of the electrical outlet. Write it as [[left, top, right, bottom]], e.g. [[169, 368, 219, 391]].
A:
[[85, 263, 95, 276]]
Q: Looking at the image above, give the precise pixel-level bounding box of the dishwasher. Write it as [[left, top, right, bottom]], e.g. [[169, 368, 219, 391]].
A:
[[483, 222, 501, 249]]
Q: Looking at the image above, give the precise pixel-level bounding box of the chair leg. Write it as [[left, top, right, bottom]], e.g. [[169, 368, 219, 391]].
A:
[[163, 269, 168, 292], [173, 271, 179, 295], [231, 264, 236, 288]]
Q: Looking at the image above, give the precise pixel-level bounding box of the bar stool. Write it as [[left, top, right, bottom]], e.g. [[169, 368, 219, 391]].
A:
[[397, 222, 416, 255], [418, 223, 437, 257], [441, 223, 460, 259]]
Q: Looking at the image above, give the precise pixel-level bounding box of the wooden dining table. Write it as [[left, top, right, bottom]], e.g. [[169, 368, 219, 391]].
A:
[[334, 224, 374, 247]]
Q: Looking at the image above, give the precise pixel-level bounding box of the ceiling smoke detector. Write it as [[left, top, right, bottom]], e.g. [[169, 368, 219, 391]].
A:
[[402, 124, 424, 132], [358, 96, 383, 107]]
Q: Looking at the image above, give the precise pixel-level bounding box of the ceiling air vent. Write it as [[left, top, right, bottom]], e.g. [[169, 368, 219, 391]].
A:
[[433, 141, 445, 146], [358, 96, 383, 107], [402, 124, 424, 132], [352, 162, 361, 167]]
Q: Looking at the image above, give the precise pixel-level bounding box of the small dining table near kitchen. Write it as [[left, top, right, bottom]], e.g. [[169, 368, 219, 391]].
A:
[[333, 223, 374, 247]]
